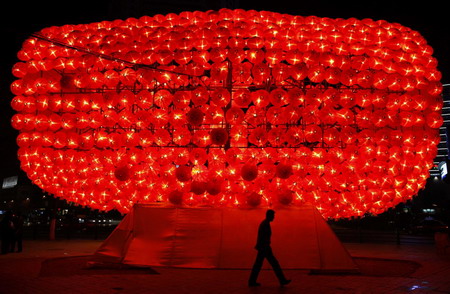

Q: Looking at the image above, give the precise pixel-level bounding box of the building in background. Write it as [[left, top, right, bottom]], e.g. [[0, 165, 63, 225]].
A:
[[430, 85, 450, 179]]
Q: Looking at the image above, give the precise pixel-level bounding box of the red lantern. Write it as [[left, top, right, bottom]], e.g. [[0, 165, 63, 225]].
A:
[[115, 165, 131, 181], [191, 181, 207, 195], [210, 88, 230, 106], [206, 177, 223, 195], [154, 89, 173, 109], [169, 190, 184, 205], [210, 128, 229, 145], [247, 192, 262, 207], [176, 165, 192, 182], [186, 108, 205, 126], [241, 164, 258, 181], [276, 163, 293, 179], [277, 189, 294, 205]]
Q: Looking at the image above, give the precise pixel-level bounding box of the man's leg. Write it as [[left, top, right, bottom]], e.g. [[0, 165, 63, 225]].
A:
[[265, 247, 288, 283], [248, 250, 265, 285]]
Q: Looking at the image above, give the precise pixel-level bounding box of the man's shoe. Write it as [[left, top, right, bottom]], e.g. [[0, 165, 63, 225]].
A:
[[280, 279, 291, 286], [248, 282, 261, 287]]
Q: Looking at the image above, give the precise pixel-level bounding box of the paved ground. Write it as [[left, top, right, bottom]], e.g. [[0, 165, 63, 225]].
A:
[[0, 239, 449, 293]]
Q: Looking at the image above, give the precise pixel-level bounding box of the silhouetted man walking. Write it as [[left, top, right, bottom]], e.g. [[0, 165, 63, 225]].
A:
[[248, 209, 291, 287]]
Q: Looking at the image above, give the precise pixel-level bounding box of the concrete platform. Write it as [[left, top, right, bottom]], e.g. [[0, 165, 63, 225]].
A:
[[0, 239, 449, 293]]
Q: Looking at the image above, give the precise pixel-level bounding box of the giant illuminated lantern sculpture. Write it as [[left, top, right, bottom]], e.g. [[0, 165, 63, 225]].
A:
[[11, 9, 443, 219]]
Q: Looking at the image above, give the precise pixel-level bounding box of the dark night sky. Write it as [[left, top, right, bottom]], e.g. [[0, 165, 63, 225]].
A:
[[0, 0, 449, 181]]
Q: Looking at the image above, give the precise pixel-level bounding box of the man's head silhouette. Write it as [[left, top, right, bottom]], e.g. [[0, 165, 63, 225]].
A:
[[266, 209, 275, 222]]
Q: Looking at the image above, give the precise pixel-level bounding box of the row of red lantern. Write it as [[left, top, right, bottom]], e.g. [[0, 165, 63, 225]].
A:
[[10, 87, 443, 112], [17, 153, 435, 193], [12, 127, 440, 153], [19, 143, 430, 185], [18, 146, 430, 175], [34, 179, 419, 219], [13, 48, 441, 80], [11, 67, 442, 98], [15, 141, 438, 169], [25, 165, 427, 200], [10, 106, 443, 135], [54, 185, 417, 219], [39, 174, 424, 205], [10, 87, 443, 114]]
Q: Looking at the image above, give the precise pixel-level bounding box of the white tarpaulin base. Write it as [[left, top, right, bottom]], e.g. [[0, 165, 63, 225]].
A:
[[92, 204, 359, 272]]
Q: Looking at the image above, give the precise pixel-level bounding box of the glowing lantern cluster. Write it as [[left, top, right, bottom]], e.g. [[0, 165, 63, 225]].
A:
[[11, 9, 443, 219]]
